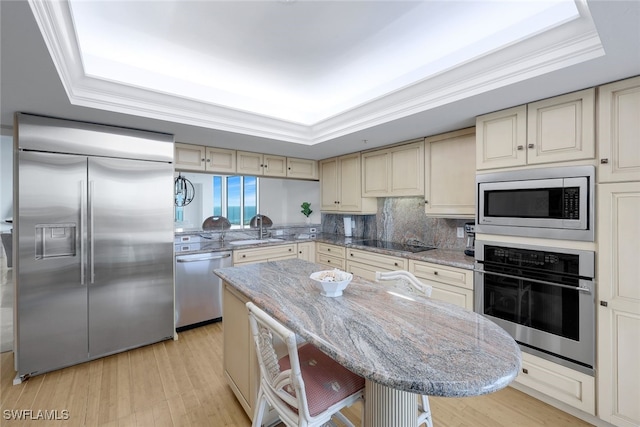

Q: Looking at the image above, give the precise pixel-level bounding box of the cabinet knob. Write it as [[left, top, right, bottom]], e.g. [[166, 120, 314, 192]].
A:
[[600, 158, 609, 164], [299, 251, 302, 254], [327, 248, 331, 252], [600, 300, 608, 307], [260, 164, 264, 167], [327, 259, 331, 263], [522, 368, 529, 375], [206, 158, 211, 163], [433, 271, 438, 275], [201, 158, 206, 161], [242, 254, 246, 258], [424, 200, 428, 204], [288, 248, 292, 252], [527, 143, 534, 149], [288, 167, 291, 170], [517, 145, 524, 151]]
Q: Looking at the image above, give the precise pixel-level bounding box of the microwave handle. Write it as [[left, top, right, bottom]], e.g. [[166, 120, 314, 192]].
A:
[[474, 268, 592, 294]]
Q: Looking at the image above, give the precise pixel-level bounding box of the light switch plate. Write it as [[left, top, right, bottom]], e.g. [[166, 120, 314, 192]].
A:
[[457, 227, 464, 238]]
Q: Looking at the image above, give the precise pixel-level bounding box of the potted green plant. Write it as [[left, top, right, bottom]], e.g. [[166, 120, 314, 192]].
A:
[[301, 202, 313, 224]]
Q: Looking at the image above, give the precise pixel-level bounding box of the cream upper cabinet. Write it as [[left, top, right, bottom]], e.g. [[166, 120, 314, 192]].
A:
[[424, 128, 475, 218], [236, 151, 287, 177], [206, 147, 236, 174], [597, 181, 640, 427], [476, 105, 527, 170], [476, 88, 595, 170], [361, 140, 424, 197], [287, 157, 318, 180], [598, 76, 640, 183], [175, 143, 237, 173], [320, 153, 377, 213], [175, 142, 207, 171]]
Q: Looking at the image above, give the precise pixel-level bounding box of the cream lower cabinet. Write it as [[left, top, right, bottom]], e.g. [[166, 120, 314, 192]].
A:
[[513, 352, 595, 415], [424, 128, 475, 218], [346, 248, 408, 281], [315, 243, 346, 270], [597, 182, 640, 427], [408, 260, 473, 310], [296, 241, 316, 262], [233, 244, 297, 265], [598, 76, 640, 183], [223, 284, 278, 423]]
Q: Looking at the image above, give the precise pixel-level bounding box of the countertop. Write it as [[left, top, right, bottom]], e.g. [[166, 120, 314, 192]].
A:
[[177, 233, 475, 270], [214, 258, 520, 397]]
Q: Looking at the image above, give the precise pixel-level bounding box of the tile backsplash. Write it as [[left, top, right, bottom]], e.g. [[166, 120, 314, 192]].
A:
[[322, 197, 471, 250]]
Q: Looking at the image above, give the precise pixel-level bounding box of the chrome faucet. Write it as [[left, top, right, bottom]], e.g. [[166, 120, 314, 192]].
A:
[[257, 215, 268, 240]]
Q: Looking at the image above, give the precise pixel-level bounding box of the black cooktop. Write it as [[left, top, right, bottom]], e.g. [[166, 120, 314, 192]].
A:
[[353, 239, 435, 253]]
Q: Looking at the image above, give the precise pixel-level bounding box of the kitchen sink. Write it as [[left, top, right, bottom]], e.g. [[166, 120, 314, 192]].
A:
[[228, 238, 284, 246]]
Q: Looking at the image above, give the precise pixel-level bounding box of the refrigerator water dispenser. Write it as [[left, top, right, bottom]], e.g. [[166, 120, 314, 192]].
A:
[[35, 223, 76, 259]]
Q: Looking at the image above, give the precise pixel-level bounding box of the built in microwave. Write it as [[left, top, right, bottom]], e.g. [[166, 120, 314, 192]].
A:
[[476, 165, 595, 241]]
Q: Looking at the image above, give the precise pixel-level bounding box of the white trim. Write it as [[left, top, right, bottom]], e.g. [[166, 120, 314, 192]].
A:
[[28, 0, 604, 146]]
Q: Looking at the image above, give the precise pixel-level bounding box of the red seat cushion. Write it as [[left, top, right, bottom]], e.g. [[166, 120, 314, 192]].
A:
[[279, 344, 364, 417]]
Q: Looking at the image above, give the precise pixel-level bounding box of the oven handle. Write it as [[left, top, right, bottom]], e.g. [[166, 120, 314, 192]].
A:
[[474, 268, 592, 293]]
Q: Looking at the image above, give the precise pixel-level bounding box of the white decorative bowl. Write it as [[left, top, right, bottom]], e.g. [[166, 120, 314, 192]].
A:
[[310, 269, 353, 297]]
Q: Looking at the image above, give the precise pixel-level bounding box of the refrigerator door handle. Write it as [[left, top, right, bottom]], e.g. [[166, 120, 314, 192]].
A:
[[89, 180, 95, 284], [80, 180, 86, 285]]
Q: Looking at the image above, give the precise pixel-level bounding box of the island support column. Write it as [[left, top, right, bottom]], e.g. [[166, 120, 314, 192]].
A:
[[364, 379, 418, 427]]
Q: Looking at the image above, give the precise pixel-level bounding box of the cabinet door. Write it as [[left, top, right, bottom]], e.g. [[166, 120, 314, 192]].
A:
[[527, 88, 595, 165], [223, 285, 252, 412], [287, 158, 318, 180], [297, 241, 316, 262], [264, 155, 287, 177], [598, 76, 640, 183], [361, 150, 390, 197], [476, 105, 527, 170], [597, 182, 640, 427], [206, 147, 236, 173], [175, 142, 206, 171], [338, 153, 363, 212], [236, 151, 264, 175], [425, 128, 475, 218], [429, 282, 473, 310], [346, 261, 383, 281], [320, 157, 339, 211], [390, 141, 424, 196]]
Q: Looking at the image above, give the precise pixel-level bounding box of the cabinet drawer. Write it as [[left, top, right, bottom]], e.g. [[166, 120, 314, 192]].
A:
[[409, 260, 472, 290], [233, 244, 296, 265], [316, 243, 346, 258], [514, 352, 595, 415], [347, 248, 407, 271], [316, 253, 346, 270], [346, 261, 387, 281], [430, 282, 473, 310]]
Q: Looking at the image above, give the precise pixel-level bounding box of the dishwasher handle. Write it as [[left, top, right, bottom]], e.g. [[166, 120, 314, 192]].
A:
[[177, 253, 232, 263]]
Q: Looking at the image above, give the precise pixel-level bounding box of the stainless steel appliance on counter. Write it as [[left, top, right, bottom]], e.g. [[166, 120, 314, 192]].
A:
[[474, 240, 595, 375], [14, 113, 175, 380], [476, 165, 595, 241], [175, 243, 231, 330]]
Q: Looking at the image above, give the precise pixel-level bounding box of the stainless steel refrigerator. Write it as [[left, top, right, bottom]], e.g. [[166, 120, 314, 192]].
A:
[[14, 113, 175, 379]]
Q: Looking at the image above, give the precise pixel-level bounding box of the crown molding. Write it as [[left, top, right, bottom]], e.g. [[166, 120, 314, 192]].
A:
[[28, 0, 603, 146]]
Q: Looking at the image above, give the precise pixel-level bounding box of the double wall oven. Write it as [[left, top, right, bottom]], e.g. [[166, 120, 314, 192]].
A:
[[474, 166, 596, 375]]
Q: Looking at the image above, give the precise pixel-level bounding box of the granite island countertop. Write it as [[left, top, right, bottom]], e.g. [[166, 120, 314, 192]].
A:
[[215, 258, 520, 397]]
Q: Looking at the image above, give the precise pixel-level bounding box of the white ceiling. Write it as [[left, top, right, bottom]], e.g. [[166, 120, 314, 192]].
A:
[[1, 1, 639, 160]]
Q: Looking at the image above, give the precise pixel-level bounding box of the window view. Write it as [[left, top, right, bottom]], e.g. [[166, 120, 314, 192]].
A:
[[213, 175, 259, 228]]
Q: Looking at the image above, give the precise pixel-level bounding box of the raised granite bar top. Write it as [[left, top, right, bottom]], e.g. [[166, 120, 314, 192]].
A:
[[215, 258, 520, 397], [178, 232, 474, 270]]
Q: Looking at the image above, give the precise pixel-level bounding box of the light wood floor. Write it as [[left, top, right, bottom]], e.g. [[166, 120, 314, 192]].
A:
[[0, 321, 594, 426]]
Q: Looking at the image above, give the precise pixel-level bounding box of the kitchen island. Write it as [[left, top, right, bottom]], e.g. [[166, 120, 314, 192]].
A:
[[215, 259, 520, 426]]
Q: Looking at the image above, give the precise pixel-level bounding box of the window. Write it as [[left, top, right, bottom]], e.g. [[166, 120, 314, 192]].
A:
[[213, 175, 259, 228]]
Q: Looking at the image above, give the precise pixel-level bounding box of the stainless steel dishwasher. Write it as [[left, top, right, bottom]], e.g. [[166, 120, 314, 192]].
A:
[[175, 251, 232, 330]]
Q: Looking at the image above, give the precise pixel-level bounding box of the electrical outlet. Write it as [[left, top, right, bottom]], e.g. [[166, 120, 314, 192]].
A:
[[457, 227, 464, 238], [309, 227, 317, 233], [274, 229, 283, 236]]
